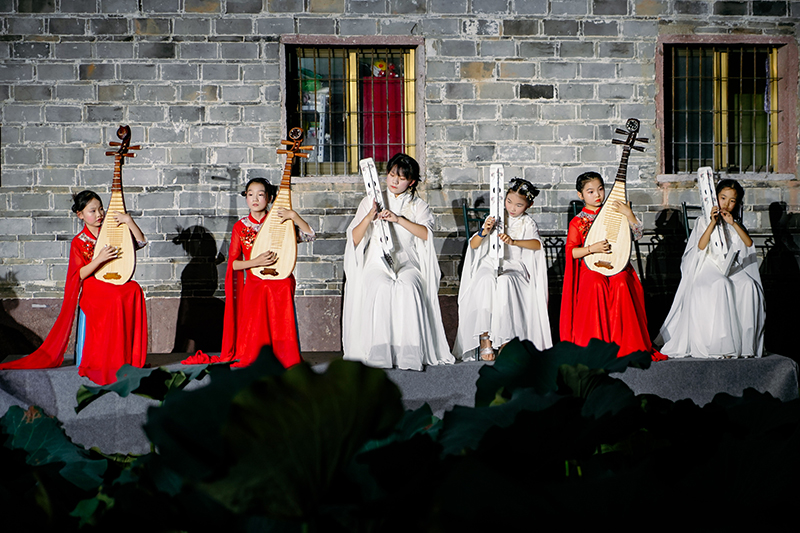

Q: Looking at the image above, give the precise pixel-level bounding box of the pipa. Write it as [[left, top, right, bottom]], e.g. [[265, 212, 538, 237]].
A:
[[250, 127, 313, 280], [93, 125, 140, 285], [583, 118, 648, 276]]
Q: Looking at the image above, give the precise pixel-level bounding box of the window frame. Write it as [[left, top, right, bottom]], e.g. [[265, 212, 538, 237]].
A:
[[656, 35, 798, 181], [280, 35, 425, 182]]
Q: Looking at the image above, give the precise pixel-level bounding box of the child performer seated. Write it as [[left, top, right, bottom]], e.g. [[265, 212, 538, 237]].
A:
[[220, 177, 315, 368], [657, 179, 765, 358], [0, 191, 148, 385], [453, 178, 552, 361], [560, 171, 661, 359], [342, 153, 454, 371]]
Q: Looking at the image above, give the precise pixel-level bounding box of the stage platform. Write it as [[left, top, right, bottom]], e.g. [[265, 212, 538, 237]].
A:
[[0, 352, 797, 455]]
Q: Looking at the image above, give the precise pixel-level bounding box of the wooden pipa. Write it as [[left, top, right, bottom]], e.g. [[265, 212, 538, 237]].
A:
[[488, 164, 505, 276], [93, 125, 140, 285], [250, 127, 312, 280], [583, 118, 648, 276]]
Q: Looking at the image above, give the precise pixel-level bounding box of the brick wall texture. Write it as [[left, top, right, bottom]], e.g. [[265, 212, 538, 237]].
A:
[[1, 1, 799, 351]]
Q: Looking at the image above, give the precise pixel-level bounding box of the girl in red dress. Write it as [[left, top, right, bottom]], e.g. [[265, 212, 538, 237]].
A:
[[560, 172, 660, 359], [220, 178, 315, 368], [0, 191, 148, 385]]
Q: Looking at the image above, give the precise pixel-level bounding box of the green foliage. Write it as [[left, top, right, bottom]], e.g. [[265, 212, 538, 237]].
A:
[[474, 337, 651, 406], [3, 341, 800, 531], [1, 405, 107, 491], [146, 357, 404, 520], [75, 363, 214, 413]]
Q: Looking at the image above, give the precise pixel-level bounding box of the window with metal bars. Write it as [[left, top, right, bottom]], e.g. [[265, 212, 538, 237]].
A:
[[286, 46, 417, 177], [664, 44, 781, 174]]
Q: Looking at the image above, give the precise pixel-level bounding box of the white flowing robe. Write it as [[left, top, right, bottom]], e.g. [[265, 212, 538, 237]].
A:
[[342, 192, 454, 371], [453, 213, 552, 359], [656, 215, 765, 358]]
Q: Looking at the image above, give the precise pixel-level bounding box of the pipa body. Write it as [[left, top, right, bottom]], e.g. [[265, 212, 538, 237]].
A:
[[583, 118, 647, 276], [93, 126, 139, 285], [250, 127, 312, 280]]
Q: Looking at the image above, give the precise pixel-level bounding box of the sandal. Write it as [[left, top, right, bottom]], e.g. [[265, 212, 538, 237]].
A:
[[479, 334, 495, 362]]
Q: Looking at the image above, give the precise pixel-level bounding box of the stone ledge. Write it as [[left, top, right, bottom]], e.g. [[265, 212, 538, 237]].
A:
[[657, 173, 797, 183]]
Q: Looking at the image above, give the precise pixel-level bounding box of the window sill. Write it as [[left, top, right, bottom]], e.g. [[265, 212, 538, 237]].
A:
[[292, 175, 362, 184], [657, 173, 796, 183]]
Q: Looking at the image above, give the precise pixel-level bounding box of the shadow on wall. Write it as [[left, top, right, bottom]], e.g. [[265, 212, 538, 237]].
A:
[[0, 272, 44, 358], [760, 201, 800, 361], [453, 194, 489, 279], [641, 208, 687, 339], [171, 226, 225, 354]]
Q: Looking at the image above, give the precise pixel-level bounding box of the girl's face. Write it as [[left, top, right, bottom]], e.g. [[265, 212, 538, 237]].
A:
[[578, 178, 605, 208], [77, 198, 104, 228], [505, 190, 531, 217], [717, 187, 738, 214], [246, 183, 269, 214], [386, 165, 415, 196]]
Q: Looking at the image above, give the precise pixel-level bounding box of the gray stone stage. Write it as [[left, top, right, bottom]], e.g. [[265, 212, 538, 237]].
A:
[[0, 353, 798, 455]]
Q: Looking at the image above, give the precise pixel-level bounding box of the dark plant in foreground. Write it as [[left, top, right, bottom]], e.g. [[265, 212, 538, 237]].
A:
[[2, 340, 799, 531]]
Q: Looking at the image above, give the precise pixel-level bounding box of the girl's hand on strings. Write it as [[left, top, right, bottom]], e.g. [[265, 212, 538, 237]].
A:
[[588, 239, 610, 254], [96, 244, 118, 264], [482, 216, 495, 235], [253, 250, 278, 267], [499, 233, 514, 246], [367, 200, 379, 221], [275, 207, 298, 224], [379, 209, 400, 224], [718, 208, 734, 225], [107, 212, 132, 226], [710, 206, 721, 225], [612, 201, 633, 218]]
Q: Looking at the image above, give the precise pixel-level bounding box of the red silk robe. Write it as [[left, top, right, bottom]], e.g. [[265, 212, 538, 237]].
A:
[[560, 207, 653, 358], [0, 226, 148, 385], [220, 214, 303, 368]]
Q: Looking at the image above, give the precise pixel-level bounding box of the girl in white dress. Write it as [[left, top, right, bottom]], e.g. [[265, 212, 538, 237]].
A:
[[342, 153, 454, 371], [657, 179, 765, 358], [453, 179, 552, 361]]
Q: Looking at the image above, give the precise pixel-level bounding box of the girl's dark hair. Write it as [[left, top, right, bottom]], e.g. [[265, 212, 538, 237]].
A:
[[241, 178, 278, 202], [507, 178, 540, 205], [71, 190, 102, 213], [576, 171, 604, 192], [387, 153, 420, 196], [716, 178, 745, 221]]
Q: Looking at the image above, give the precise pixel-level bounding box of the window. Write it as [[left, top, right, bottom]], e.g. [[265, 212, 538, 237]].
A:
[[665, 44, 779, 173], [285, 44, 418, 177], [657, 36, 797, 177]]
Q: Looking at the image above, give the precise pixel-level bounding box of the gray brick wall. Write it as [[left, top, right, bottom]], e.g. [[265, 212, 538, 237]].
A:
[[1, 1, 799, 350]]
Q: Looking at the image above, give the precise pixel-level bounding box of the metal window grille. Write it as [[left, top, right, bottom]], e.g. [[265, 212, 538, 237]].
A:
[[286, 46, 417, 176], [665, 45, 780, 173]]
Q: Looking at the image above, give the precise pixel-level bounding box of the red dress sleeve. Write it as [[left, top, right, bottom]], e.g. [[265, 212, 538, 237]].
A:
[[0, 235, 88, 370], [559, 216, 585, 343], [220, 221, 246, 361]]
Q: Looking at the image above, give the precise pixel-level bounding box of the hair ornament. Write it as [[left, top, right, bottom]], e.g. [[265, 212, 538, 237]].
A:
[[508, 178, 540, 203]]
